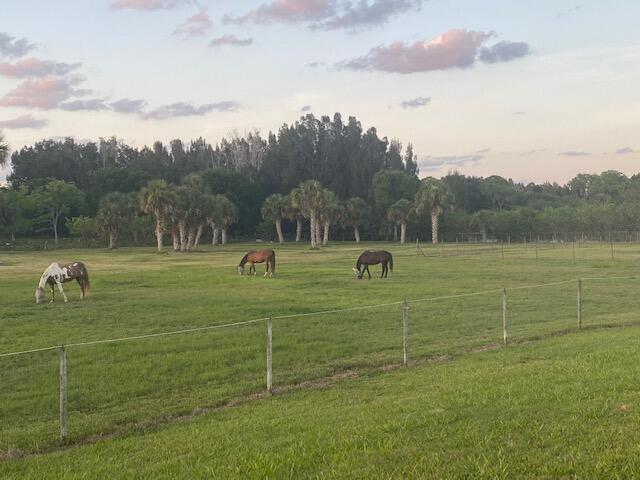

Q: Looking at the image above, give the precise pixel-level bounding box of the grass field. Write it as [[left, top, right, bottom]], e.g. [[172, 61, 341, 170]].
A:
[[1, 241, 640, 476]]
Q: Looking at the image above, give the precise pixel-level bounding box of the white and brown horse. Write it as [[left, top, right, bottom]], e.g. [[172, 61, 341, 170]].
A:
[[238, 250, 276, 277], [35, 262, 90, 304]]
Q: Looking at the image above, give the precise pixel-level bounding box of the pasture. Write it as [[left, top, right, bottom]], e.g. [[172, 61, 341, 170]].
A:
[[1, 241, 640, 474]]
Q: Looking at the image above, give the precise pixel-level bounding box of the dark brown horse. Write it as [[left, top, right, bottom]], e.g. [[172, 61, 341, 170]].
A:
[[353, 250, 393, 279], [238, 249, 276, 276], [35, 261, 90, 303]]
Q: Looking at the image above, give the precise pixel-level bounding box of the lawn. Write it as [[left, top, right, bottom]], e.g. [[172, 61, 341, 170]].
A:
[[1, 241, 639, 459]]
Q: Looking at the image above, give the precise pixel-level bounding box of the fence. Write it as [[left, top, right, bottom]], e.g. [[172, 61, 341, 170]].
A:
[[2, 275, 640, 455]]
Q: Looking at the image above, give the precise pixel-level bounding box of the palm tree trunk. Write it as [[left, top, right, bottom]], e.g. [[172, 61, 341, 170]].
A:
[[179, 222, 187, 252], [322, 221, 330, 246], [309, 214, 317, 248], [109, 231, 116, 249], [155, 219, 163, 252], [221, 227, 228, 245], [193, 223, 204, 248], [275, 219, 284, 244], [212, 227, 219, 245], [400, 221, 407, 244], [431, 210, 439, 245], [354, 226, 360, 243], [315, 218, 322, 247], [393, 224, 398, 242], [295, 218, 302, 242], [53, 214, 59, 245], [186, 229, 195, 252]]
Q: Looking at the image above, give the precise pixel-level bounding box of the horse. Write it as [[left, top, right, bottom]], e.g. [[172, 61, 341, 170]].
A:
[[35, 262, 90, 304], [238, 250, 276, 277], [353, 250, 393, 279]]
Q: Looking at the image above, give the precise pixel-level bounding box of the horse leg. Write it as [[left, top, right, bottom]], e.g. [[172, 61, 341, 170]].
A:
[[264, 262, 269, 277], [366, 265, 371, 279], [50, 285, 55, 303], [56, 281, 69, 303], [77, 278, 85, 299], [381, 263, 385, 279]]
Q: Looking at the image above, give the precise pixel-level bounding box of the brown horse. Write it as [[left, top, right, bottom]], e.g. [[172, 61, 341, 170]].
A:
[[353, 250, 393, 279], [238, 249, 276, 276]]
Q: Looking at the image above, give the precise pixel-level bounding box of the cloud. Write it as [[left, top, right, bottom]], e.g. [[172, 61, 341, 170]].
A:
[[557, 5, 582, 18], [0, 58, 81, 78], [338, 29, 530, 74], [59, 98, 110, 111], [174, 10, 212, 35], [110, 98, 148, 113], [476, 148, 491, 154], [512, 111, 526, 115], [420, 154, 483, 170], [0, 76, 89, 109], [110, 0, 191, 11], [0, 114, 47, 129], [615, 147, 636, 155], [300, 105, 312, 112], [209, 35, 253, 47], [0, 32, 36, 58], [560, 151, 591, 156], [400, 96, 430, 108], [142, 101, 239, 120], [223, 0, 335, 25], [478, 41, 530, 64], [312, 0, 421, 31], [307, 61, 324, 68]]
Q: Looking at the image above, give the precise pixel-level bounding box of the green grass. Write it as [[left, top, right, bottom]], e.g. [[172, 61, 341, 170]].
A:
[[1, 241, 640, 466], [2, 327, 640, 479]]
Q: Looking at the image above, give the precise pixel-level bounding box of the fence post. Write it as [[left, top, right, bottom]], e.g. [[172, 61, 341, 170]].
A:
[[577, 279, 582, 330], [416, 237, 419, 256], [501, 241, 504, 259], [402, 299, 409, 366], [572, 241, 576, 264], [266, 318, 273, 393], [59, 345, 67, 443], [611, 240, 614, 261], [502, 289, 508, 345], [535, 244, 539, 260]]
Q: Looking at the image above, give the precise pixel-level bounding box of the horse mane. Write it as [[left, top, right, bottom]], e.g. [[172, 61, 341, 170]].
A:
[[239, 252, 250, 267]]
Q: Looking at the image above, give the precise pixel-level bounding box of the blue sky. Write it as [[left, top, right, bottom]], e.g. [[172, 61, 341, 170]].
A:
[[1, 0, 639, 184]]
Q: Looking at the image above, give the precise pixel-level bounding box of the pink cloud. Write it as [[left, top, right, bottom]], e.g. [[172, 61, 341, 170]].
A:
[[0, 114, 47, 129], [175, 10, 212, 35], [0, 76, 88, 109], [0, 58, 81, 78], [209, 35, 253, 48], [110, 0, 190, 11], [224, 0, 335, 24]]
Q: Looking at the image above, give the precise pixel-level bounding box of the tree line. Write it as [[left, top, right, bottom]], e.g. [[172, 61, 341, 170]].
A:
[[2, 116, 640, 248]]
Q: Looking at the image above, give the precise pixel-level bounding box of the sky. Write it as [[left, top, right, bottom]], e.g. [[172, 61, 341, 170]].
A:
[[1, 0, 639, 184]]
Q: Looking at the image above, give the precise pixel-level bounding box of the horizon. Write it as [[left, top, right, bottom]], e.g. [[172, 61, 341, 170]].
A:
[[1, 0, 639, 185]]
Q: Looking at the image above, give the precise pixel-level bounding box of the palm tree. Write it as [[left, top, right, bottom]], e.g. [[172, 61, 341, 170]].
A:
[[140, 180, 175, 252], [286, 197, 304, 242], [344, 197, 367, 243], [0, 133, 8, 168], [319, 190, 342, 246], [217, 195, 239, 244], [471, 209, 494, 242], [97, 192, 137, 249], [387, 199, 413, 244], [261, 193, 288, 243], [290, 180, 325, 248], [415, 177, 453, 244]]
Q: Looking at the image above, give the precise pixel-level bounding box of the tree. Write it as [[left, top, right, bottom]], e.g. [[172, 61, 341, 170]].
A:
[[415, 177, 453, 244], [68, 216, 98, 246], [0, 188, 17, 239], [217, 195, 239, 244], [261, 194, 289, 243], [471, 210, 494, 241], [286, 195, 304, 242], [37, 179, 85, 245], [139, 180, 175, 252], [0, 133, 8, 168], [387, 199, 413, 244], [344, 197, 367, 243], [319, 190, 342, 246], [290, 180, 326, 248], [404, 143, 419, 176], [97, 192, 137, 249]]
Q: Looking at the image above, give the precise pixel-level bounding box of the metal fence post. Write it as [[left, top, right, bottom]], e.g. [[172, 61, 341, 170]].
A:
[[577, 279, 583, 329], [59, 345, 67, 443], [266, 318, 273, 393], [402, 299, 409, 366], [502, 289, 508, 345]]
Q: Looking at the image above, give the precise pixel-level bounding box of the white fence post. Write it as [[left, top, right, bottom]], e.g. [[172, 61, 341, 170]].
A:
[[577, 279, 583, 329], [402, 299, 409, 366], [502, 289, 508, 345], [266, 318, 273, 393], [59, 345, 67, 443]]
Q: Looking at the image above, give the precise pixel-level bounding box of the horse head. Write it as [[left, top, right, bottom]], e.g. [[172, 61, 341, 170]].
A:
[[237, 265, 244, 275], [35, 286, 46, 304], [352, 267, 363, 279]]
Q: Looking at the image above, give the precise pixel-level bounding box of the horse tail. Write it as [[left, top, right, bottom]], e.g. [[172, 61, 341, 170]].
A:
[[270, 251, 276, 274], [81, 264, 90, 296], [388, 253, 393, 272]]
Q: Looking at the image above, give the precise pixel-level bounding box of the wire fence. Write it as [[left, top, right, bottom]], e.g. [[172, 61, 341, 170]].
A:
[[2, 275, 640, 455]]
